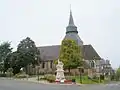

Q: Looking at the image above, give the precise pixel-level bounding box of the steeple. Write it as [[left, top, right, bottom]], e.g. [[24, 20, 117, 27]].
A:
[[66, 9, 78, 34], [68, 10, 75, 26], [64, 9, 83, 46]]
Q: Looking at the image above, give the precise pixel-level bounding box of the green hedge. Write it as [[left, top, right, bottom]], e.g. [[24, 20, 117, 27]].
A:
[[44, 74, 56, 83], [0, 73, 7, 77], [0, 72, 13, 77]]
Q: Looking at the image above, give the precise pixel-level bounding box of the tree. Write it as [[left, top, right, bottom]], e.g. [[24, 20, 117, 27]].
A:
[[4, 51, 20, 74], [116, 67, 120, 81], [0, 42, 13, 72], [0, 42, 12, 62], [4, 54, 11, 72], [16, 37, 40, 73], [59, 39, 83, 74], [0, 62, 4, 73]]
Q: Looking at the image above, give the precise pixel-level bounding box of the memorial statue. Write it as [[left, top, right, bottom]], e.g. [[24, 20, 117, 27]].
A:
[[55, 59, 65, 82]]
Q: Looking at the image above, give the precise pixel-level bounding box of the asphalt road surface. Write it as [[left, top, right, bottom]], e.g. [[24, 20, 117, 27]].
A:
[[0, 78, 120, 90]]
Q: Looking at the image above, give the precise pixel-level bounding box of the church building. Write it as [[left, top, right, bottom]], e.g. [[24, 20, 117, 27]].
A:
[[37, 10, 101, 74]]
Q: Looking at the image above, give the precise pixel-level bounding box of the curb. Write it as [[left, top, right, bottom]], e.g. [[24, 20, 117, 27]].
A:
[[0, 78, 82, 86]]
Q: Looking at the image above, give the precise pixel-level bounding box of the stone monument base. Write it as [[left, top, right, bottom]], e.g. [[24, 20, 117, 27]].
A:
[[55, 79, 75, 84]]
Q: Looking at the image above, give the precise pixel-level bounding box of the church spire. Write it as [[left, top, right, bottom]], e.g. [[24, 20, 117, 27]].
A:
[[68, 9, 75, 26], [64, 8, 83, 45], [66, 9, 78, 34]]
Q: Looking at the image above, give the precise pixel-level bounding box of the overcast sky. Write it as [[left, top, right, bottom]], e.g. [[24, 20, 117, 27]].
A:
[[0, 0, 120, 68]]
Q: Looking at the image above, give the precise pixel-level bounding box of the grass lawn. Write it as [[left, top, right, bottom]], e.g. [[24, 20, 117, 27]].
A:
[[75, 76, 99, 84], [30, 74, 106, 84], [65, 75, 103, 84]]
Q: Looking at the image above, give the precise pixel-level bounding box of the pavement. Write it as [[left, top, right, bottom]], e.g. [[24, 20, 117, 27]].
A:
[[0, 77, 81, 86], [0, 78, 81, 90], [0, 78, 120, 90]]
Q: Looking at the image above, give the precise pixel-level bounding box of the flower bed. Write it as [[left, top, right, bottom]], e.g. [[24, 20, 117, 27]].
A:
[[64, 80, 72, 83], [55, 80, 73, 84]]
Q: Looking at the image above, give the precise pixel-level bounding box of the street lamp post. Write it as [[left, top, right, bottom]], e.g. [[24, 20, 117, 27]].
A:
[[98, 65, 101, 83], [37, 66, 40, 81], [77, 67, 83, 84]]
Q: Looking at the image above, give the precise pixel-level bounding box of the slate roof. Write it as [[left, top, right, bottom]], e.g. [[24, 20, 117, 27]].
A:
[[64, 32, 83, 46], [65, 10, 83, 46], [82, 45, 101, 60], [38, 44, 101, 61], [38, 11, 101, 62], [38, 45, 60, 61]]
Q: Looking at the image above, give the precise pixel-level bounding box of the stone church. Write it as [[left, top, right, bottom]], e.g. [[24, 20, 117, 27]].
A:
[[36, 10, 101, 75]]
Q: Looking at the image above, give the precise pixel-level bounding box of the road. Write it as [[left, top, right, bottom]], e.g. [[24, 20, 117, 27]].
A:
[[0, 78, 120, 90]]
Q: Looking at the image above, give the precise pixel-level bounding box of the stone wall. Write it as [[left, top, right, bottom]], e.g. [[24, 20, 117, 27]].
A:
[[25, 60, 98, 76]]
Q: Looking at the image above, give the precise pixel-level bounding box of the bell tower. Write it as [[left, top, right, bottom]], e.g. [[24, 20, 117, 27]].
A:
[[64, 9, 83, 46]]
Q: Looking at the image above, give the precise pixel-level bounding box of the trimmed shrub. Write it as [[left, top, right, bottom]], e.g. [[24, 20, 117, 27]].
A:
[[0, 73, 7, 77], [44, 74, 56, 83], [39, 77, 46, 80], [6, 72, 13, 77], [14, 73, 29, 78], [5, 68, 13, 77]]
